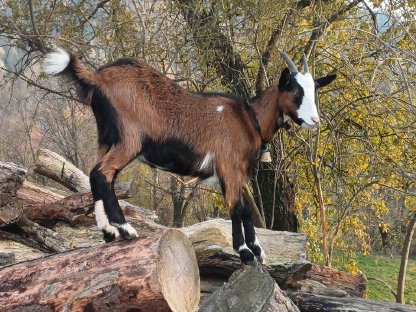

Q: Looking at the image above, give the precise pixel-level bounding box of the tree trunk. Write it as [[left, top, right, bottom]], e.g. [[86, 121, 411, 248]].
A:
[[0, 229, 200, 312], [22, 181, 132, 225], [253, 141, 298, 232], [200, 265, 300, 312], [0, 162, 27, 226], [181, 218, 309, 287], [397, 211, 416, 304], [303, 264, 367, 297], [287, 291, 416, 312], [34, 148, 90, 192]]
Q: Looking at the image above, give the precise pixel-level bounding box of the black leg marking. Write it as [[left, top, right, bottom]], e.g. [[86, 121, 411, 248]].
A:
[[90, 164, 138, 241], [231, 199, 255, 265], [241, 191, 266, 263]]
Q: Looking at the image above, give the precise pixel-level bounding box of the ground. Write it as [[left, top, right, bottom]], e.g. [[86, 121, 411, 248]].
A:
[[357, 254, 416, 305]]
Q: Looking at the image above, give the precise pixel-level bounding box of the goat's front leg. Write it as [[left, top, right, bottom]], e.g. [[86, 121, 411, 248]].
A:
[[230, 206, 256, 264], [241, 191, 266, 263], [90, 161, 138, 242]]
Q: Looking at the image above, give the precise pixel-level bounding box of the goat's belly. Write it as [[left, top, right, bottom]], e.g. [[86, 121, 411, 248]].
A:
[[138, 137, 198, 176]]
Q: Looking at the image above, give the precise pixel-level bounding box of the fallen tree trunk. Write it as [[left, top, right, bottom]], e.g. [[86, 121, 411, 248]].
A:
[[17, 180, 65, 203], [287, 291, 416, 312], [18, 217, 72, 252], [0, 229, 200, 312], [0, 162, 27, 226], [200, 265, 299, 312], [22, 181, 132, 225], [34, 148, 90, 192], [32, 149, 154, 222], [182, 219, 310, 288], [303, 264, 367, 297]]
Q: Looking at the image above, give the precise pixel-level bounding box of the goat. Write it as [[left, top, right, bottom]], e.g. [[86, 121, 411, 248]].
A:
[[43, 49, 336, 264]]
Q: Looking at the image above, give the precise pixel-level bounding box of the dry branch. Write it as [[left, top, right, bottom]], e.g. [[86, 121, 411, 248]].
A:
[[0, 229, 200, 312]]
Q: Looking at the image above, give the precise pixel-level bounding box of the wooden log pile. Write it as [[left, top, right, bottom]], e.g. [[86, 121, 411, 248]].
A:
[[1, 149, 415, 311]]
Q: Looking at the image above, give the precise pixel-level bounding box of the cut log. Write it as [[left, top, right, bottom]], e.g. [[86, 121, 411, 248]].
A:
[[303, 264, 367, 297], [17, 180, 65, 203], [18, 217, 72, 252], [287, 291, 416, 312], [199, 265, 300, 312], [0, 229, 200, 312], [32, 149, 156, 223], [182, 218, 310, 287], [22, 181, 132, 225], [34, 148, 90, 192], [0, 162, 27, 226]]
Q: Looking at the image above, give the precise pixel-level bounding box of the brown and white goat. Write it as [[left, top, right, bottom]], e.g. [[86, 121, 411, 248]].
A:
[[43, 49, 335, 264]]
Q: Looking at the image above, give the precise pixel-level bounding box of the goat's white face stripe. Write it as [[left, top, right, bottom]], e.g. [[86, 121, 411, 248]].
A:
[[294, 73, 319, 128]]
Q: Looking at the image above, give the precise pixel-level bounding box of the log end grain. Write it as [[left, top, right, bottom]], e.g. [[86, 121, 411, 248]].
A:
[[158, 229, 200, 312]]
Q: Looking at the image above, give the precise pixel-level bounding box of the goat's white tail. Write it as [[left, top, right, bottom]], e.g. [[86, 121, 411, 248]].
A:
[[42, 48, 96, 91], [43, 48, 71, 75]]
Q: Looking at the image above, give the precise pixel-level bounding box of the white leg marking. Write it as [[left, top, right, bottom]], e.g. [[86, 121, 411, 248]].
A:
[[237, 242, 251, 253], [94, 200, 120, 238], [117, 223, 139, 238], [254, 236, 266, 263]]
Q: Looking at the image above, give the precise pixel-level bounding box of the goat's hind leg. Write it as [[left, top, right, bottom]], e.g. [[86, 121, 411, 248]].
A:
[[90, 147, 138, 242], [241, 189, 266, 263]]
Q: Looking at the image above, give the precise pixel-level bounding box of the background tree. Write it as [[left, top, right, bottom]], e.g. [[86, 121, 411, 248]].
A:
[[1, 0, 416, 303]]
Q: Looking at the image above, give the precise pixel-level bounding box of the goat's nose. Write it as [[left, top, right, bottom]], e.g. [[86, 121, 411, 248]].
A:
[[311, 116, 320, 124]]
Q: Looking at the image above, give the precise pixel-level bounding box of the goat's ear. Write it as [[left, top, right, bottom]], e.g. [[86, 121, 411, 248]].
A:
[[315, 74, 336, 89], [278, 68, 291, 91]]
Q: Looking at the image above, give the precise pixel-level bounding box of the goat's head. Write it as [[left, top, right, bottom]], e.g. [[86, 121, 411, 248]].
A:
[[277, 51, 336, 129]]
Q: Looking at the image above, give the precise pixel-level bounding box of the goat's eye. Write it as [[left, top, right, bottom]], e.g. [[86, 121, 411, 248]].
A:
[[289, 90, 298, 96]]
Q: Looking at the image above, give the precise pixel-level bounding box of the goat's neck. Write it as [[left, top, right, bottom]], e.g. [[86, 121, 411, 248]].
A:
[[252, 84, 282, 143]]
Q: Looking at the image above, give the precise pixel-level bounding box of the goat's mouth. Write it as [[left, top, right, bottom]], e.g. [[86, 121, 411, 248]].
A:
[[296, 118, 319, 129], [301, 121, 319, 129]]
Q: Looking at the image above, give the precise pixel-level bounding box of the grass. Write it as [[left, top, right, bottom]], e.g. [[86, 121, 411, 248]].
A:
[[356, 254, 416, 305]]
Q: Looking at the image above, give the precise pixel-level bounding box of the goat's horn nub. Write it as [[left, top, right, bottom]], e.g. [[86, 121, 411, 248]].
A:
[[302, 54, 309, 73], [279, 50, 298, 74]]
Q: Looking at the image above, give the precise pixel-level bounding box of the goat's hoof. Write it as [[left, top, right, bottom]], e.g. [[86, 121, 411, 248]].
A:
[[102, 225, 120, 242], [117, 223, 139, 240], [239, 248, 256, 265], [252, 245, 266, 264]]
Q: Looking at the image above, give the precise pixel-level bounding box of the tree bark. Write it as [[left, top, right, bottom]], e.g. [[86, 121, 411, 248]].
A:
[[0, 229, 200, 312], [0, 162, 27, 226], [34, 148, 90, 192], [397, 211, 416, 304], [253, 141, 298, 232], [18, 217, 72, 253], [200, 265, 300, 312], [22, 181, 132, 225], [287, 291, 416, 312], [17, 180, 65, 203], [181, 218, 310, 287], [303, 264, 367, 297]]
